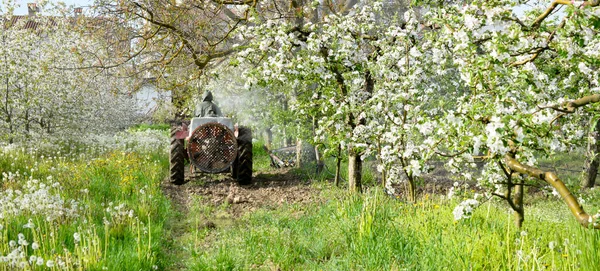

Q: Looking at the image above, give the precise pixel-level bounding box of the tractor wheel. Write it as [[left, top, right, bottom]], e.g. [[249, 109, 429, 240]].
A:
[[233, 126, 253, 185], [170, 125, 186, 185]]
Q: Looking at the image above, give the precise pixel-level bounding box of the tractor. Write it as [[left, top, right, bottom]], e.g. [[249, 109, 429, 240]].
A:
[[169, 117, 253, 185]]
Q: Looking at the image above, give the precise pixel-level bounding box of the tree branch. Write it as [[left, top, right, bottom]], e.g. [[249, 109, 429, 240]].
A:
[[542, 94, 600, 113], [510, 17, 566, 67], [131, 1, 220, 70], [532, 0, 600, 29], [212, 0, 257, 5], [505, 153, 599, 229]]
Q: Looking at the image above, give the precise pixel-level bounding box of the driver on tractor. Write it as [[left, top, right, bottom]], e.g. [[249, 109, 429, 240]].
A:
[[195, 90, 223, 117]]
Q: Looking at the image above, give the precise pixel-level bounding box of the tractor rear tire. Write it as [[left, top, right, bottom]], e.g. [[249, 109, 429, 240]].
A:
[[170, 125, 186, 185], [233, 126, 253, 185]]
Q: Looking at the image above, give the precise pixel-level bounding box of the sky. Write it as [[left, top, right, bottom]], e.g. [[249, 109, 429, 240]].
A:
[[2, 0, 93, 15], [2, 0, 563, 19]]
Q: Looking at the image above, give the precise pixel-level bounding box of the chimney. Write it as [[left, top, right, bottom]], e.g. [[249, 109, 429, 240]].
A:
[[74, 7, 83, 17], [27, 3, 39, 16]]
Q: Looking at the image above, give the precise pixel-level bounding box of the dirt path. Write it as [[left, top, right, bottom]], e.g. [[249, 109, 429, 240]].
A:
[[160, 167, 321, 270]]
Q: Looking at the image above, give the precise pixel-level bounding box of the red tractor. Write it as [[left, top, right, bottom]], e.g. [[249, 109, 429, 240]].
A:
[[170, 117, 252, 185]]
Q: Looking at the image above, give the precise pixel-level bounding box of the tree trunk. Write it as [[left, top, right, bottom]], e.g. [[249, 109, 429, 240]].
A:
[[7, 118, 13, 144], [295, 138, 302, 168], [407, 175, 416, 202], [348, 145, 362, 193], [505, 154, 599, 229], [583, 118, 600, 188], [334, 144, 342, 187], [315, 145, 324, 174], [346, 70, 372, 193], [377, 139, 386, 188], [24, 110, 30, 137], [281, 98, 293, 146], [265, 127, 273, 149], [171, 87, 187, 120], [4, 77, 13, 144], [513, 181, 524, 228], [312, 116, 324, 174]]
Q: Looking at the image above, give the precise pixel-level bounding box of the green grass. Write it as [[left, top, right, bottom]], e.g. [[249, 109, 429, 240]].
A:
[[253, 140, 276, 172], [292, 156, 380, 189], [130, 123, 171, 132], [3, 134, 599, 270], [537, 149, 587, 188], [183, 188, 599, 270], [0, 134, 171, 270]]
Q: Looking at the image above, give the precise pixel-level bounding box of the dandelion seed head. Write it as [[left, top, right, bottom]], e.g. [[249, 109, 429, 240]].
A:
[[23, 219, 35, 229]]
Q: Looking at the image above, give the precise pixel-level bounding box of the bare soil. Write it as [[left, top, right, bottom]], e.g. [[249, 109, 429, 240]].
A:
[[161, 167, 320, 219], [161, 163, 461, 220]]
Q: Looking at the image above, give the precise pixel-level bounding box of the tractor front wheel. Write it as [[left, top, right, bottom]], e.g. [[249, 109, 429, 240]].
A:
[[233, 126, 253, 185], [170, 125, 186, 185]]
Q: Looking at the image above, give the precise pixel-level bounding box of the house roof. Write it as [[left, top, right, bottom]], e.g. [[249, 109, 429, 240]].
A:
[[1, 15, 59, 31]]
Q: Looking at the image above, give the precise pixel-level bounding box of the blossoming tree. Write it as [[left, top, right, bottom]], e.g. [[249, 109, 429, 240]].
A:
[[0, 4, 140, 143], [419, 0, 600, 228], [237, 0, 600, 228]]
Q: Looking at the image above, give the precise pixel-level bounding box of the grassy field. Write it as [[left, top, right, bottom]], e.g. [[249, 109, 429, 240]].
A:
[[0, 129, 172, 270], [179, 187, 600, 270], [2, 127, 600, 270]]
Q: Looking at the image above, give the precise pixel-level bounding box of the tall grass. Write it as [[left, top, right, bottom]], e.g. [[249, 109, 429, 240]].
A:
[[252, 141, 272, 172], [186, 187, 599, 270], [0, 130, 171, 270]]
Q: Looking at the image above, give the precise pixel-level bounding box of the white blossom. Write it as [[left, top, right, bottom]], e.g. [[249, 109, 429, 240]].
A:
[[453, 199, 480, 220]]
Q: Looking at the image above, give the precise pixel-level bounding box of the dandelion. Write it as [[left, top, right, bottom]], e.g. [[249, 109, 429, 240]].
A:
[[23, 219, 35, 229], [516, 250, 523, 258], [36, 257, 44, 266], [46, 260, 55, 268], [447, 187, 455, 199], [17, 234, 29, 246], [549, 241, 556, 250], [57, 258, 66, 268], [31, 242, 40, 250], [73, 232, 81, 243], [520, 231, 527, 237]]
